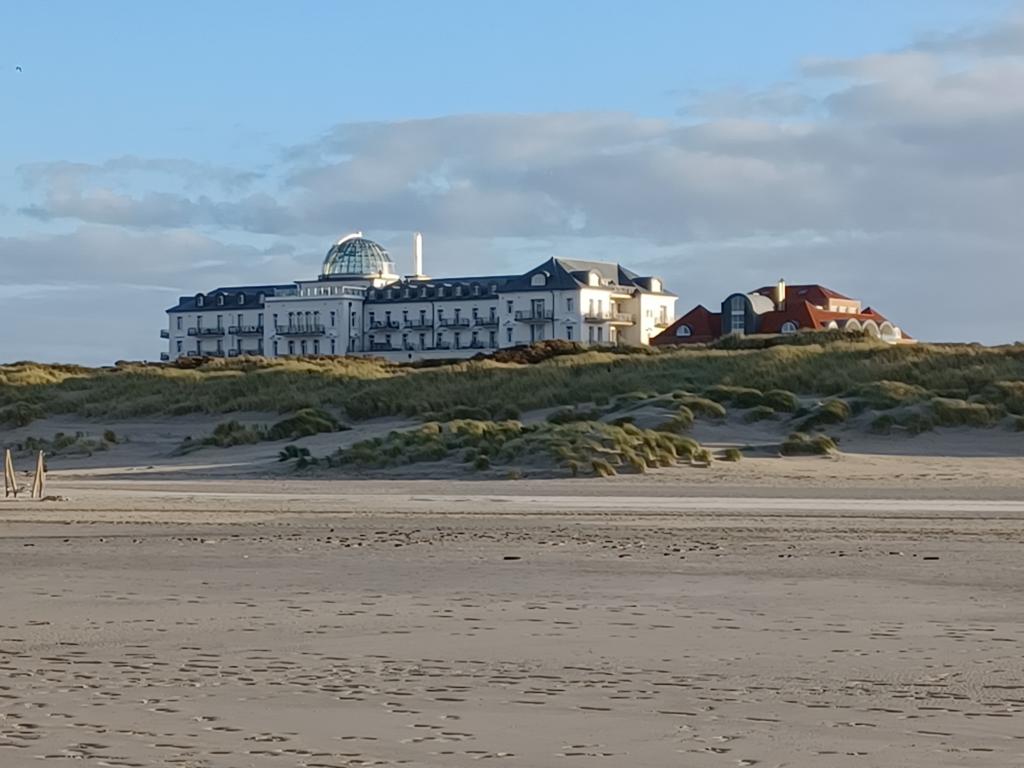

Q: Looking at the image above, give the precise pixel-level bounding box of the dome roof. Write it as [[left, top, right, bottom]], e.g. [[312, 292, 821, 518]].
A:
[[322, 233, 396, 278]]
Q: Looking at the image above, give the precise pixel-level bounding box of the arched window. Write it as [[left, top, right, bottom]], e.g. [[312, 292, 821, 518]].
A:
[[196, 294, 205, 307], [216, 294, 225, 306], [676, 325, 692, 337], [237, 293, 245, 305], [780, 321, 798, 334], [531, 273, 547, 287]]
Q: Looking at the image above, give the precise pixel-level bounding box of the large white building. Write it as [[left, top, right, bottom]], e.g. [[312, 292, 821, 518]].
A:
[[162, 233, 676, 362]]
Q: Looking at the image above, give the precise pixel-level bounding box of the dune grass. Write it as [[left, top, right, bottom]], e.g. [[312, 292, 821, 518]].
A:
[[318, 419, 705, 477], [4, 339, 1024, 429], [780, 432, 838, 456]]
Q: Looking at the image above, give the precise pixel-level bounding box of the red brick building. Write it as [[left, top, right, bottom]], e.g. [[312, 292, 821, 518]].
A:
[[651, 280, 911, 345]]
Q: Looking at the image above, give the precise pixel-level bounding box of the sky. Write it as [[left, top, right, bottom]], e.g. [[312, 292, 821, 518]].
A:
[[1, 0, 1022, 363]]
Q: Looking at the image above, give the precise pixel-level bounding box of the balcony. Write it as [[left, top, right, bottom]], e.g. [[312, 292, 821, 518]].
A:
[[187, 326, 225, 336], [275, 324, 326, 336], [654, 318, 672, 328], [438, 317, 471, 328], [159, 352, 170, 361], [229, 325, 264, 335], [514, 309, 553, 323], [404, 319, 433, 329], [473, 316, 499, 327], [369, 341, 399, 352], [584, 312, 635, 325], [160, 329, 170, 339], [370, 320, 400, 330]]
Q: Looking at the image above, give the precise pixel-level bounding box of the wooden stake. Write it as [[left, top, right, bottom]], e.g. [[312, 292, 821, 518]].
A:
[[31, 451, 45, 500], [3, 448, 16, 498]]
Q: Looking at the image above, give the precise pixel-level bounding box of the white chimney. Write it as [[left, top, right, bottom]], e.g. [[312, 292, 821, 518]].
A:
[[413, 231, 423, 277]]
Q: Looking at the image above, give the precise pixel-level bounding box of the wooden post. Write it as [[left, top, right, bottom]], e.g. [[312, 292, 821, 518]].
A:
[[31, 451, 45, 500], [3, 448, 16, 498]]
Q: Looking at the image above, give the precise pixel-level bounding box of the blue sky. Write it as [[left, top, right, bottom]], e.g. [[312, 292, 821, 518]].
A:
[[1, 1, 1022, 361]]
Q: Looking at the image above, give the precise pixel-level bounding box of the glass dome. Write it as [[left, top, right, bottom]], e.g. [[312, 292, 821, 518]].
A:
[[321, 233, 396, 277]]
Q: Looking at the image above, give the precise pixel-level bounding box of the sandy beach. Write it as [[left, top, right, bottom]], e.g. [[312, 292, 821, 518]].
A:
[[2, 429, 1024, 768]]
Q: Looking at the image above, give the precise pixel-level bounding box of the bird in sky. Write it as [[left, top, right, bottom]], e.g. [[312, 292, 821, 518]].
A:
[[15, 66, 22, 72]]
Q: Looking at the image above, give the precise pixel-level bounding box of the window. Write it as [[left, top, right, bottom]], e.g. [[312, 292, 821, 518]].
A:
[[288, 340, 295, 355], [300, 340, 307, 355], [506, 327, 513, 343], [676, 325, 692, 337], [216, 314, 223, 329], [176, 340, 183, 353], [217, 294, 225, 306], [566, 325, 574, 341], [196, 315, 203, 329], [313, 340, 320, 354], [258, 292, 265, 303], [506, 300, 513, 314], [489, 330, 496, 347], [454, 332, 461, 348], [729, 296, 746, 334], [238, 293, 245, 305], [531, 273, 547, 287], [472, 307, 479, 320], [596, 327, 603, 342], [368, 311, 375, 325], [588, 326, 594, 343], [471, 331, 478, 345], [314, 311, 320, 326], [331, 339, 336, 354], [781, 321, 798, 334], [567, 297, 574, 312], [330, 311, 336, 327], [273, 341, 279, 356], [402, 310, 408, 323], [196, 294, 204, 307], [176, 316, 182, 330], [419, 333, 426, 348], [237, 313, 243, 327]]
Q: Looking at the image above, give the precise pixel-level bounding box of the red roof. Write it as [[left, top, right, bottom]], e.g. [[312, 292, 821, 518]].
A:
[[651, 304, 720, 345], [753, 284, 853, 307]]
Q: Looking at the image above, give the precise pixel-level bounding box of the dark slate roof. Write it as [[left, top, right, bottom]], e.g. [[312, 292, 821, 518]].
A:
[[167, 284, 295, 313], [500, 257, 675, 295], [364, 274, 519, 304]]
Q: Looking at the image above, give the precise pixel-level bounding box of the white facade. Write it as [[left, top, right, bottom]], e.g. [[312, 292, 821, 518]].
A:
[[163, 233, 677, 362]]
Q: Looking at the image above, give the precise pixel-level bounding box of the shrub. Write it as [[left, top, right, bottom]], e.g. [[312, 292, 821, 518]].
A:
[[278, 444, 311, 462], [929, 397, 1003, 428], [691, 447, 713, 465], [797, 399, 851, 431], [979, 381, 1024, 414], [762, 389, 799, 412], [591, 458, 617, 477], [870, 409, 934, 435], [704, 385, 763, 408], [547, 407, 606, 424], [780, 432, 837, 456], [655, 406, 695, 433], [207, 420, 265, 447], [744, 405, 776, 423], [672, 394, 727, 419], [266, 407, 343, 440], [102, 429, 118, 444], [722, 447, 743, 462], [0, 401, 42, 427], [851, 380, 931, 410]]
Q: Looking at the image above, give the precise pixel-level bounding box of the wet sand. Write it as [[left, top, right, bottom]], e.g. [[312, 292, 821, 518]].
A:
[[2, 476, 1024, 766]]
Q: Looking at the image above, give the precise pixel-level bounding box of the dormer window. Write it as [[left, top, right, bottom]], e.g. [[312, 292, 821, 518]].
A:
[[216, 294, 225, 306], [196, 294, 205, 307], [455, 285, 463, 297], [531, 273, 547, 287], [237, 293, 245, 305], [676, 325, 692, 337], [258, 292, 265, 303], [587, 272, 600, 287], [489, 283, 497, 293], [472, 283, 481, 296]]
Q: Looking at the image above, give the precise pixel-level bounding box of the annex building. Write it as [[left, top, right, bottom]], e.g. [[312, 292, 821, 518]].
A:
[[163, 233, 677, 362], [651, 280, 911, 346]]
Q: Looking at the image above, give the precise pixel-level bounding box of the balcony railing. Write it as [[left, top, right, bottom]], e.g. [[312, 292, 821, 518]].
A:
[[369, 342, 399, 352], [229, 325, 264, 335], [369, 320, 400, 330], [187, 327, 225, 336], [514, 309, 554, 322], [437, 317, 471, 328], [584, 312, 635, 325], [403, 319, 433, 329], [275, 324, 326, 336], [473, 316, 499, 327], [160, 329, 170, 339]]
